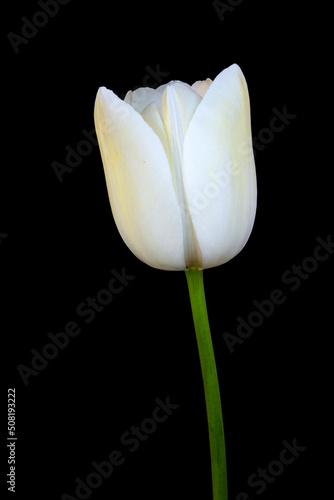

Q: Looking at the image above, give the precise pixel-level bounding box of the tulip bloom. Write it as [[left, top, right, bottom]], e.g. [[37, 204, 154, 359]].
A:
[[94, 64, 257, 500], [94, 64, 256, 271]]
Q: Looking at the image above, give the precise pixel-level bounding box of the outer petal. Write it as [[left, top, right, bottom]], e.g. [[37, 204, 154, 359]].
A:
[[182, 64, 257, 269], [94, 87, 185, 270]]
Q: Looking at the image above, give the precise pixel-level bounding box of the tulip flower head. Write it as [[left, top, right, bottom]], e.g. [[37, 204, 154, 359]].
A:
[[94, 64, 257, 271]]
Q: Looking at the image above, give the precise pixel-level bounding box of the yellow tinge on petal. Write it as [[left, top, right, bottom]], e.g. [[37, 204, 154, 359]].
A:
[[94, 87, 186, 271], [95, 64, 257, 271], [192, 78, 213, 97]]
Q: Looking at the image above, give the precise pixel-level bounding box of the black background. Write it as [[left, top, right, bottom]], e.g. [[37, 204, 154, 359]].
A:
[[2, 1, 331, 499]]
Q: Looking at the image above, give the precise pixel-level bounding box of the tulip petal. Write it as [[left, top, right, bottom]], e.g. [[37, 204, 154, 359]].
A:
[[182, 64, 257, 269], [94, 87, 185, 270], [192, 78, 213, 98], [124, 87, 165, 114], [161, 83, 203, 268], [161, 82, 202, 142], [140, 101, 171, 164]]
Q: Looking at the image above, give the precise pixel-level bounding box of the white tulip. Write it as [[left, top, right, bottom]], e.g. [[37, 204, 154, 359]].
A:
[[94, 64, 257, 271]]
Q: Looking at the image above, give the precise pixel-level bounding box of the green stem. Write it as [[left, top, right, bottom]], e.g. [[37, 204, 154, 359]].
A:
[[185, 268, 227, 500]]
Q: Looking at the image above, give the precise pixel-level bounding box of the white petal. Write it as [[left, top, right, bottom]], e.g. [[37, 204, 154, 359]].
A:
[[140, 101, 170, 162], [124, 87, 162, 114], [94, 87, 185, 270], [182, 64, 257, 269], [161, 82, 203, 267], [161, 82, 203, 141]]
